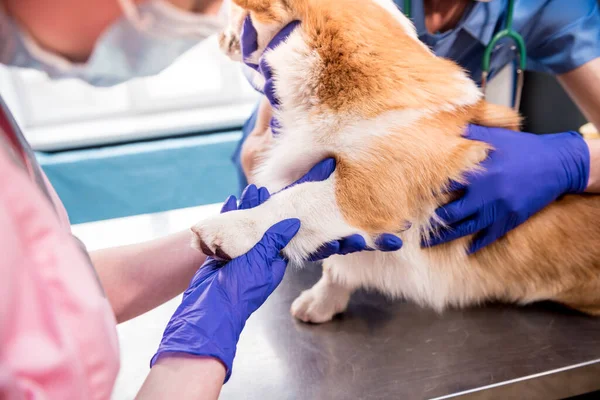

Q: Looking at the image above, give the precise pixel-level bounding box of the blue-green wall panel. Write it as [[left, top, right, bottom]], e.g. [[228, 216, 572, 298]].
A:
[[37, 131, 242, 224]]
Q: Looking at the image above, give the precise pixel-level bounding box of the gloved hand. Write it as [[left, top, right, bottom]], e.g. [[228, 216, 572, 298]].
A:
[[425, 124, 590, 254], [241, 16, 300, 134], [151, 186, 300, 382], [152, 177, 401, 382]]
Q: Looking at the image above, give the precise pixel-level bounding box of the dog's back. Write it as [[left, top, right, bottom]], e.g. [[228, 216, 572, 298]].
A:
[[217, 0, 600, 319]]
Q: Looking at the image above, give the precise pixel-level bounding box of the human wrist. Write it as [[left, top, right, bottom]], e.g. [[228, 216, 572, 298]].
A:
[[152, 312, 244, 382], [556, 131, 590, 194], [585, 138, 600, 193], [139, 354, 225, 399], [151, 347, 234, 383], [152, 352, 226, 373], [166, 0, 222, 14]]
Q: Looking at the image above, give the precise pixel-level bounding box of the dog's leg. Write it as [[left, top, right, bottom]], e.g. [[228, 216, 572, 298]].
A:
[[191, 176, 366, 264], [291, 258, 354, 323], [252, 134, 330, 193]]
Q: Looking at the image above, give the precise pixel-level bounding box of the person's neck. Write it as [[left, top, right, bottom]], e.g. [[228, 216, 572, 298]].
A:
[[423, 0, 472, 34], [168, 0, 223, 14]]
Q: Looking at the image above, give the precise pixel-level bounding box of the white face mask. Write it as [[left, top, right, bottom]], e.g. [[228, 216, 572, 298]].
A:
[[0, 0, 227, 86]]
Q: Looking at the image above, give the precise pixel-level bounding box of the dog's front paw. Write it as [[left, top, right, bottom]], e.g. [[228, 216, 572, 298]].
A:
[[218, 28, 242, 61], [190, 211, 261, 260], [291, 287, 348, 324]]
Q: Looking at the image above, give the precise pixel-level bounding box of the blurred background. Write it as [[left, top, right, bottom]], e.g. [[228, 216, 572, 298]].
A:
[[0, 33, 588, 226], [0, 34, 259, 224]]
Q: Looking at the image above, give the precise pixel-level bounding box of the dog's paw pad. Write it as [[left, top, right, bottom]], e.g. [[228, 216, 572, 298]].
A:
[[190, 214, 259, 260]]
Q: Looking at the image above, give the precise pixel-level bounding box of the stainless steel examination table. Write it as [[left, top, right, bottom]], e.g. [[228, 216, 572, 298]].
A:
[[220, 266, 600, 400], [74, 204, 600, 400]]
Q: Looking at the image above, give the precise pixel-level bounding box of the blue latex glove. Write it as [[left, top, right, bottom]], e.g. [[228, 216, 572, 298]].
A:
[[151, 180, 400, 381], [151, 187, 299, 382], [241, 17, 300, 134], [426, 124, 590, 254]]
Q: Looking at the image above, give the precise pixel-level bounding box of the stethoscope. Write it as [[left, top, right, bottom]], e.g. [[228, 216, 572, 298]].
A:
[[402, 0, 526, 110]]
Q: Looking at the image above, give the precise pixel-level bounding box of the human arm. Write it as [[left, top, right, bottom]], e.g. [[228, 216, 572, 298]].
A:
[[136, 355, 225, 400], [434, 0, 600, 253], [0, 147, 121, 399], [586, 137, 600, 192], [527, 2, 600, 131], [425, 125, 591, 253], [558, 58, 600, 136], [427, 42, 600, 251], [89, 231, 207, 323], [135, 188, 298, 400]]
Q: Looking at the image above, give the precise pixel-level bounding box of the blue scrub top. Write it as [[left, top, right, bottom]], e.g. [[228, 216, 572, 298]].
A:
[[397, 0, 600, 83], [233, 0, 600, 192]]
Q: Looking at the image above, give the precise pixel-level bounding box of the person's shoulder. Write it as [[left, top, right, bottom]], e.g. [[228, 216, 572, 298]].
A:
[[0, 148, 60, 243], [521, 0, 600, 74], [528, 0, 598, 29], [0, 150, 33, 274]]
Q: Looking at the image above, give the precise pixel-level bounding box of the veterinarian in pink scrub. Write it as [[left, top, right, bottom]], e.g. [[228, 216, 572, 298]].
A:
[[0, 1, 403, 398], [237, 0, 600, 253]]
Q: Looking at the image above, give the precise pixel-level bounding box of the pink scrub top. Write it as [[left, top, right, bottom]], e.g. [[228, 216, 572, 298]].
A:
[[0, 96, 120, 400]]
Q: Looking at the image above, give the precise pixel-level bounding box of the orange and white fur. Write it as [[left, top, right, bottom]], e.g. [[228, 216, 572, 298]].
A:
[[194, 0, 600, 322]]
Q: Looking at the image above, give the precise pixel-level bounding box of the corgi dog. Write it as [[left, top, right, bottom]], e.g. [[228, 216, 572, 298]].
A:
[[194, 0, 600, 323]]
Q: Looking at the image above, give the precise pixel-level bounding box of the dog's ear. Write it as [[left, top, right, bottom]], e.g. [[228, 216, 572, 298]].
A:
[[233, 0, 272, 12], [232, 0, 292, 23]]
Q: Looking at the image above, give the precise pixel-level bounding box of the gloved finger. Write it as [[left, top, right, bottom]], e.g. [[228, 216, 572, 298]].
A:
[[282, 158, 337, 192], [242, 64, 265, 93], [307, 241, 341, 262], [251, 218, 301, 264], [220, 195, 238, 213], [464, 124, 494, 142], [270, 258, 289, 286], [188, 258, 221, 290], [444, 180, 467, 194], [312, 233, 402, 261], [338, 234, 369, 255], [309, 231, 405, 261], [257, 186, 271, 206], [309, 235, 369, 261], [259, 55, 274, 82], [265, 20, 301, 52], [239, 184, 259, 209], [468, 224, 505, 254], [241, 16, 259, 70], [425, 217, 483, 247], [258, 22, 301, 107], [434, 196, 478, 226], [263, 78, 280, 108], [373, 233, 404, 252], [270, 117, 282, 136]]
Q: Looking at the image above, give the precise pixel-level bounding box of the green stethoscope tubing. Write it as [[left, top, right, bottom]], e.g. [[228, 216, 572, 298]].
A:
[[403, 0, 526, 110]]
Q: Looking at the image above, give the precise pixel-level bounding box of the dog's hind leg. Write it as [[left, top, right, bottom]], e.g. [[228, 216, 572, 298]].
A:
[[291, 258, 354, 323]]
